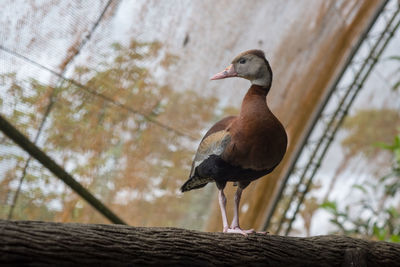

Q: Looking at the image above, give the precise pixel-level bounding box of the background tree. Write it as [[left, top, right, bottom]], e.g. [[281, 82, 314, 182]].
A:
[[0, 40, 235, 228], [318, 55, 400, 241], [321, 133, 400, 242]]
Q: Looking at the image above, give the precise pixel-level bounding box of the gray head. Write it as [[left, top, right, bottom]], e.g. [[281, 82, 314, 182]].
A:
[[210, 49, 273, 88]]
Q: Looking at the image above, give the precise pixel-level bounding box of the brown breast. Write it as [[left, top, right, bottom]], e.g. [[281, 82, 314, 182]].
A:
[[222, 85, 287, 170]]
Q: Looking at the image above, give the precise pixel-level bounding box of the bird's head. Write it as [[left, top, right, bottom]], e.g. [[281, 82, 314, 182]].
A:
[[210, 49, 272, 88]]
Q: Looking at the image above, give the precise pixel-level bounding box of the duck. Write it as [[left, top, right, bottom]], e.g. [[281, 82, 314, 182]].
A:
[[181, 49, 287, 235]]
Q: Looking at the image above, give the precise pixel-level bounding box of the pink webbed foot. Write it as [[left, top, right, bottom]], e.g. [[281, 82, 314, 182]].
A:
[[223, 226, 268, 236], [223, 226, 255, 236]]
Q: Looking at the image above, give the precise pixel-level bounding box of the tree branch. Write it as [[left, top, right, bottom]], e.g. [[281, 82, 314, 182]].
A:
[[0, 220, 399, 266], [0, 114, 126, 225]]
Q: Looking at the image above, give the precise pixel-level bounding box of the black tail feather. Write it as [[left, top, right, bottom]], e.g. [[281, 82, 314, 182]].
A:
[[180, 176, 211, 192]]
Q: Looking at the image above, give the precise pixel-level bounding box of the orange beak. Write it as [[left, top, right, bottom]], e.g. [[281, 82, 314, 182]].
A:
[[210, 64, 237, 80]]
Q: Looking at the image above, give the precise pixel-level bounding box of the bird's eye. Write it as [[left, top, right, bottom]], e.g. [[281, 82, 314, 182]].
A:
[[239, 58, 246, 64]]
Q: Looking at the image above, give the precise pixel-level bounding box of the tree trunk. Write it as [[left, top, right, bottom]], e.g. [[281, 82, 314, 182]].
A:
[[0, 220, 399, 266]]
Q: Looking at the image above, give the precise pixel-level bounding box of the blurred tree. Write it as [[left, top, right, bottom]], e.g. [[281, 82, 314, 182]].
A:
[[319, 86, 400, 241], [0, 40, 229, 228], [307, 55, 400, 240], [320, 108, 400, 200], [321, 133, 400, 242], [321, 54, 400, 205], [341, 109, 400, 158]]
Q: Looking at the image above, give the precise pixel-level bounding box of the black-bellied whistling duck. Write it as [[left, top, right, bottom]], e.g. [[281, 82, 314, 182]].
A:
[[181, 49, 287, 235]]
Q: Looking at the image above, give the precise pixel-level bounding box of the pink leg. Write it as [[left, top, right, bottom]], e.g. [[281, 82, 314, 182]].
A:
[[218, 189, 229, 232], [226, 187, 254, 236]]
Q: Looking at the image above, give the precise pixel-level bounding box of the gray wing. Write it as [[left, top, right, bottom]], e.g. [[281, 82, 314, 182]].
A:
[[188, 130, 231, 178], [181, 116, 236, 192], [181, 131, 231, 192]]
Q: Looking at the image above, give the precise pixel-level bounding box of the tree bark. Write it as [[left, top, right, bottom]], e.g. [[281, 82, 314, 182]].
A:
[[0, 220, 399, 267]]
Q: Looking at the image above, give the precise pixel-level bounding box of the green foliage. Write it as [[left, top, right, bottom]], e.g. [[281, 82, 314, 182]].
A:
[[341, 109, 400, 158], [321, 133, 400, 242], [321, 51, 400, 240], [376, 135, 400, 167]]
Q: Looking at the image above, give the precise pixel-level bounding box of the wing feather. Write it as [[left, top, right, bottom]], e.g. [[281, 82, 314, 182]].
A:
[[189, 131, 231, 177], [189, 116, 236, 177], [181, 116, 236, 192]]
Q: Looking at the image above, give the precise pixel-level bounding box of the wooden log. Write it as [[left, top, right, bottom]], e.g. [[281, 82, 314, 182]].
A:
[[1, 220, 399, 266]]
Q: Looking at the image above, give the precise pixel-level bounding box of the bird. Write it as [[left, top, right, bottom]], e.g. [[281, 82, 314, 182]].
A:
[[180, 49, 287, 235]]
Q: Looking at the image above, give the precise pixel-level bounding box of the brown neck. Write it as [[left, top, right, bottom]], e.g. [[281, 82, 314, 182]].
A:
[[239, 84, 271, 119], [247, 84, 270, 97]]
